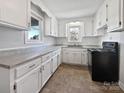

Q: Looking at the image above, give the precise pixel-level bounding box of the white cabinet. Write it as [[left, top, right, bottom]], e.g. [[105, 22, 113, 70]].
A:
[[95, 0, 107, 30], [41, 48, 61, 87], [84, 20, 94, 37], [45, 15, 52, 36], [57, 52, 61, 66], [52, 55, 58, 73], [0, 48, 61, 93], [58, 20, 67, 37], [41, 59, 52, 87], [62, 48, 87, 65], [45, 16, 58, 37], [94, 0, 124, 32], [16, 66, 41, 93], [107, 0, 122, 32], [71, 52, 82, 64], [51, 17, 58, 37], [0, 0, 28, 29], [82, 50, 88, 65]]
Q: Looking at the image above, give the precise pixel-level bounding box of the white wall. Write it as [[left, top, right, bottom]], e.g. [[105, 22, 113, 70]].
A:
[[120, 32, 124, 90], [0, 27, 56, 49], [56, 17, 101, 45], [100, 31, 124, 90]]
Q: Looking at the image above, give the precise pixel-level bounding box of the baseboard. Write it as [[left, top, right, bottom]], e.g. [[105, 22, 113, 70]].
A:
[[119, 81, 124, 91]]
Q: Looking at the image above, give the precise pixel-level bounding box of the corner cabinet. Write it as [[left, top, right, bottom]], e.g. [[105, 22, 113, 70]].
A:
[[0, 0, 28, 30]]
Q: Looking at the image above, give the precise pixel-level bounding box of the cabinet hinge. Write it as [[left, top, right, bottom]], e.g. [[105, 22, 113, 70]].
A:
[[106, 4, 108, 8], [119, 21, 122, 26], [13, 84, 16, 90], [106, 18, 108, 22]]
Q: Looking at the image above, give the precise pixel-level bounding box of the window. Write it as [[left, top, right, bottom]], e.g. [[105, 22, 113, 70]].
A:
[[25, 11, 43, 43], [66, 21, 84, 42]]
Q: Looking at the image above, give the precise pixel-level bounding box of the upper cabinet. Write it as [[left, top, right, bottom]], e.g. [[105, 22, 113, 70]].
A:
[[95, 0, 124, 32], [45, 16, 58, 37], [107, 0, 123, 32], [44, 15, 52, 36], [51, 17, 58, 37], [84, 19, 94, 37], [58, 20, 68, 37], [0, 0, 28, 30], [96, 0, 107, 30]]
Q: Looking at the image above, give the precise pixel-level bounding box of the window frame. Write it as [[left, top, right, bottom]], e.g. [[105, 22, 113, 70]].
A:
[[25, 10, 44, 44], [66, 21, 84, 43]]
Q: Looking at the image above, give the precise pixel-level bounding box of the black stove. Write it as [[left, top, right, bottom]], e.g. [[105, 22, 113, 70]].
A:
[[88, 42, 119, 82]]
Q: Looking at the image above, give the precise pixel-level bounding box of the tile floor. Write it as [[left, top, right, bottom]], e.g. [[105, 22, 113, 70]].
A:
[[40, 64, 124, 93]]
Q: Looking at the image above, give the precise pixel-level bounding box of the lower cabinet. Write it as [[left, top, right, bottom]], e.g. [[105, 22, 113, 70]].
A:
[[41, 59, 52, 87], [82, 50, 88, 65], [16, 66, 41, 93], [57, 53, 61, 66], [52, 55, 58, 73], [62, 48, 88, 65], [0, 48, 61, 93]]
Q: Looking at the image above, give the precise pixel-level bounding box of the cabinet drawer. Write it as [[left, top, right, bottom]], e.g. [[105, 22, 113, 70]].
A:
[[42, 53, 52, 62], [16, 58, 41, 78]]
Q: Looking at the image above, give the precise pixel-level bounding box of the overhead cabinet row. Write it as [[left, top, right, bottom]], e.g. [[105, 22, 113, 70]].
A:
[[95, 0, 124, 32], [0, 0, 28, 30], [0, 0, 59, 37]]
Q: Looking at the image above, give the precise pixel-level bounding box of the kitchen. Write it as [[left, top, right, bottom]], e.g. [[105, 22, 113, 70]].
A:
[[0, 0, 124, 93]]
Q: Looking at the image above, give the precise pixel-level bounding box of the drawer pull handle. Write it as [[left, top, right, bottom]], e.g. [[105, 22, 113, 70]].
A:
[[29, 64, 35, 68]]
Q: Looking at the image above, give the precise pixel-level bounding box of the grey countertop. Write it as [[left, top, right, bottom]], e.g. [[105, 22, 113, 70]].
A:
[[0, 46, 61, 69], [56, 45, 101, 49]]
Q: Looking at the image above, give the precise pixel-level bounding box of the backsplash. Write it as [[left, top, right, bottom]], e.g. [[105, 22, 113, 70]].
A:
[[0, 27, 56, 49], [56, 37, 101, 45]]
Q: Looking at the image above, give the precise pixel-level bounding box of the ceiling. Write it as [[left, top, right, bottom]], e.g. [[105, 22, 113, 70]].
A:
[[41, 0, 104, 19]]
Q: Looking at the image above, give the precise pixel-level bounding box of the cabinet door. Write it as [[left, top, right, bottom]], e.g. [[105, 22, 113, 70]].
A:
[[16, 66, 40, 93], [107, 0, 120, 31], [62, 51, 69, 63], [101, 1, 107, 27], [70, 52, 82, 65], [0, 0, 28, 28], [96, 1, 107, 29], [45, 15, 51, 36], [58, 21, 67, 37], [84, 20, 93, 36], [57, 53, 61, 66], [52, 55, 58, 73], [55, 19, 58, 37], [82, 52, 88, 65], [42, 59, 51, 87]]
